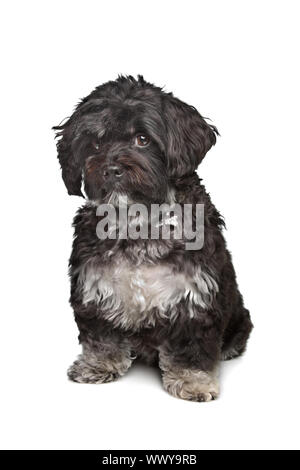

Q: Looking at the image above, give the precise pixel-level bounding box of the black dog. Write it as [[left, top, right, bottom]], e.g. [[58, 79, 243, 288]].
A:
[[54, 75, 253, 401]]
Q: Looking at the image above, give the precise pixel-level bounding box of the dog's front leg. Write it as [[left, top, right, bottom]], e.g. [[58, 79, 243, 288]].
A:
[[68, 317, 134, 384], [159, 321, 221, 402]]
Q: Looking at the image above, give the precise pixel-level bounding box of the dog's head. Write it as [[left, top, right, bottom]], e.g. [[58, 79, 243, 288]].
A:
[[53, 75, 218, 203]]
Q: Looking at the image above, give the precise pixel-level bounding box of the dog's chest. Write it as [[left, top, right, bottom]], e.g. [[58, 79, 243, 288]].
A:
[[78, 257, 218, 329]]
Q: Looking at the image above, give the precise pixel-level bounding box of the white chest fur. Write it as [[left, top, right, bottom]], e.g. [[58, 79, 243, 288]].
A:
[[78, 259, 218, 329]]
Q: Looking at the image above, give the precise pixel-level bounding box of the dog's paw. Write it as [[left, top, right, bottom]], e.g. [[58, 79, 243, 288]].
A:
[[162, 368, 220, 402], [221, 345, 245, 361], [187, 389, 219, 402], [67, 359, 120, 384]]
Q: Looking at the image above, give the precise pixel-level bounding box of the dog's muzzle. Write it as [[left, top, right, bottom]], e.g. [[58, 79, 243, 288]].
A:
[[102, 164, 124, 183]]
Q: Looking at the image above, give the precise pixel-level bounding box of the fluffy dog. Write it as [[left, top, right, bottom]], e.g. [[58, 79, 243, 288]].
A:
[[53, 75, 253, 401]]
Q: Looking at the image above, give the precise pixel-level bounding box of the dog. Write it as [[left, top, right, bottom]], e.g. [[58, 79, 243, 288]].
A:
[[53, 75, 253, 401]]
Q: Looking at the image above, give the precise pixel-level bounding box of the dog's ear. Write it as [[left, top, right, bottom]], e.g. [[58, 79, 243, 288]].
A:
[[163, 95, 218, 177], [53, 117, 84, 197]]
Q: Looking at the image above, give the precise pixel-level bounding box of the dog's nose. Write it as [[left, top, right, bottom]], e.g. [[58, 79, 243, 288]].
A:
[[102, 165, 124, 180]]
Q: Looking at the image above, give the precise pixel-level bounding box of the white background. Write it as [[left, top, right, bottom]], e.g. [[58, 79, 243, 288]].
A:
[[0, 0, 299, 450]]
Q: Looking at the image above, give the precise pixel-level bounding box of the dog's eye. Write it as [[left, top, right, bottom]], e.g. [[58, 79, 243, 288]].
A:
[[135, 135, 150, 147], [92, 141, 100, 151]]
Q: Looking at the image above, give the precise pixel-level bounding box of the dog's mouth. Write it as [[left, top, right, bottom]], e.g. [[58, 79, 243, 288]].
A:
[[102, 180, 123, 197], [100, 184, 129, 205], [94, 172, 169, 205], [100, 186, 159, 207]]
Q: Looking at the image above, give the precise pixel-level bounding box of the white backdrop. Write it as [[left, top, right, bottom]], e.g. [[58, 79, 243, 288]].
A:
[[0, 0, 299, 450]]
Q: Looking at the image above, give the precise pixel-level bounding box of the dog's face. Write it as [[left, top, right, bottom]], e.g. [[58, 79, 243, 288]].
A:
[[54, 76, 218, 203], [70, 98, 168, 204]]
